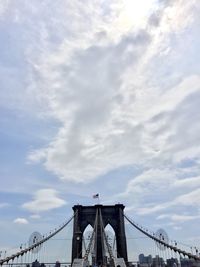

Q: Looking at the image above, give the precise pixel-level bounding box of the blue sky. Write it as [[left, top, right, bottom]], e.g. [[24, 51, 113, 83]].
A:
[[0, 0, 200, 262]]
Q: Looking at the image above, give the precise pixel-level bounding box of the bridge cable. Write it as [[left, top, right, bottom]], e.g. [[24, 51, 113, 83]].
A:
[[99, 208, 106, 263], [124, 214, 200, 261], [83, 209, 98, 261], [112, 236, 116, 257], [0, 213, 76, 266], [99, 209, 115, 264]]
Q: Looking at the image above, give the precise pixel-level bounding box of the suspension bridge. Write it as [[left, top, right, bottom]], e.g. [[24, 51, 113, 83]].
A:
[[0, 204, 200, 267]]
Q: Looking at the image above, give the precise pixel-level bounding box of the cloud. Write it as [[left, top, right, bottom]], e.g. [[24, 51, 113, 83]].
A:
[[123, 164, 200, 216], [28, 59, 200, 184], [125, 168, 176, 195], [13, 218, 29, 224], [173, 176, 200, 189], [157, 213, 200, 223], [134, 203, 172, 215], [22, 189, 67, 213], [27, 30, 152, 183], [122, 168, 179, 210], [174, 188, 200, 206], [0, 0, 198, 185], [138, 188, 200, 215], [133, 188, 200, 215], [24, 0, 200, 185]]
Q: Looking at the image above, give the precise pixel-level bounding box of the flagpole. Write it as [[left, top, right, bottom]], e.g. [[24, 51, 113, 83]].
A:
[[92, 193, 100, 204]]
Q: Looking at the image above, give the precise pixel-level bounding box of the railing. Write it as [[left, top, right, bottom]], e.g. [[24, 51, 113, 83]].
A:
[[1, 263, 71, 267]]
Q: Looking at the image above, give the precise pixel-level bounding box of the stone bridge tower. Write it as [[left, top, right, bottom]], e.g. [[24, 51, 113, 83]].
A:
[[71, 204, 128, 265]]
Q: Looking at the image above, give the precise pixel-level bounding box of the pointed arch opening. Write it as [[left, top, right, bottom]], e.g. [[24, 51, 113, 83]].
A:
[[104, 223, 116, 258], [82, 224, 94, 259]]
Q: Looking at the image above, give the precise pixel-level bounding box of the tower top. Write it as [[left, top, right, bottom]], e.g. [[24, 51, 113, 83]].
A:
[[72, 203, 125, 210]]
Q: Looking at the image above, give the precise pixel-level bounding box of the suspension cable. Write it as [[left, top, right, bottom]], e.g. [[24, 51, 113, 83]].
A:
[[99, 209, 106, 262], [124, 214, 200, 261], [83, 209, 98, 260], [112, 236, 116, 256], [99, 209, 115, 262], [0, 213, 76, 266]]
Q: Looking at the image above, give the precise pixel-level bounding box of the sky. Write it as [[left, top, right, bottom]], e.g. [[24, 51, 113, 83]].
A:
[[0, 0, 200, 262]]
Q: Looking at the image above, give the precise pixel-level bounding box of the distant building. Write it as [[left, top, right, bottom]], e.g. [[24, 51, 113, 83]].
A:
[[166, 257, 178, 267], [152, 255, 165, 267], [138, 253, 153, 266], [138, 253, 166, 267], [180, 257, 200, 267]]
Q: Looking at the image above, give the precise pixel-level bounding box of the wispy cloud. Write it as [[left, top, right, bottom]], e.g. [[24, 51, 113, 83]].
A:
[[173, 176, 200, 189], [13, 218, 29, 224], [157, 213, 200, 223], [22, 189, 67, 213], [128, 188, 200, 216], [174, 188, 200, 206]]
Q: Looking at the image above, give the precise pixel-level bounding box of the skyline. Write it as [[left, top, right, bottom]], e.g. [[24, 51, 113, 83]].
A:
[[0, 0, 200, 260]]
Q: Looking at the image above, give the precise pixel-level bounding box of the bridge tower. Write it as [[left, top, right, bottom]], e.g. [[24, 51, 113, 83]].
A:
[[71, 204, 128, 265]]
